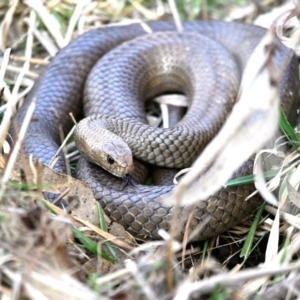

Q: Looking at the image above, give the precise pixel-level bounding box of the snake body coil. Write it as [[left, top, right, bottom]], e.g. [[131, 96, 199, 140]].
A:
[[12, 21, 299, 241]]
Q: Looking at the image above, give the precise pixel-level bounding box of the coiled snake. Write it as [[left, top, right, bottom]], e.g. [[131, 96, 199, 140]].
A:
[[11, 21, 299, 241]]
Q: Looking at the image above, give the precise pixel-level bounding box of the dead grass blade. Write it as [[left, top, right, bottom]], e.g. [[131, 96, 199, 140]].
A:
[[25, 0, 65, 48], [168, 0, 182, 32], [1, 97, 37, 195], [64, 0, 89, 45], [174, 262, 300, 300], [0, 0, 18, 50]]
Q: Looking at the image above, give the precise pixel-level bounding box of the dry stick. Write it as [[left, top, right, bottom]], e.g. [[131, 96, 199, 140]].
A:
[[246, 151, 300, 200], [155, 94, 187, 107], [0, 49, 11, 121], [125, 260, 158, 300], [59, 126, 72, 178], [0, 49, 11, 88], [0, 80, 34, 114], [65, 139, 79, 162], [275, 6, 300, 51], [1, 81, 12, 104], [3, 267, 97, 300], [26, 0, 65, 48], [64, 0, 87, 45], [0, 11, 36, 196], [69, 112, 78, 125], [0, 22, 34, 152], [68, 154, 80, 163], [28, 154, 38, 188], [49, 113, 78, 187], [0, 0, 19, 49], [5, 65, 38, 79], [52, 188, 71, 205], [24, 18, 58, 57], [0, 103, 8, 114], [129, 240, 179, 255], [255, 154, 279, 207], [65, 141, 76, 152], [95, 268, 131, 285], [201, 0, 208, 20], [181, 213, 193, 264], [9, 55, 49, 66], [246, 151, 300, 201], [243, 233, 300, 295], [70, 215, 133, 250], [129, 0, 160, 20], [66, 151, 79, 161], [174, 263, 300, 300], [48, 125, 76, 170], [0, 10, 35, 153], [259, 276, 300, 300], [15, 81, 34, 101], [164, 0, 184, 291], [168, 0, 182, 32], [35, 159, 43, 194], [0, 97, 37, 197], [9, 268, 22, 299], [265, 205, 300, 230]]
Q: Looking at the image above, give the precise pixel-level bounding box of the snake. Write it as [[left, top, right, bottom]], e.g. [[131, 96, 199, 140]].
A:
[[11, 21, 299, 241]]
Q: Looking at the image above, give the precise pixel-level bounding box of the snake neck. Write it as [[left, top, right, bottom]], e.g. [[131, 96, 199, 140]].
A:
[[75, 114, 205, 173]]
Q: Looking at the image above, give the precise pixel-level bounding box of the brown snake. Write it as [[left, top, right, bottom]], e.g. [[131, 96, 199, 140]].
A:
[[11, 21, 299, 241]]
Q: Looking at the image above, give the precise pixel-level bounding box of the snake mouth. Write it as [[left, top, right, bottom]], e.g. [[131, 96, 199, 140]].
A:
[[120, 174, 138, 190]]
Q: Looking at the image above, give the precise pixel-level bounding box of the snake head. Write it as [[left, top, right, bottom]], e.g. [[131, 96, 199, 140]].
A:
[[74, 118, 134, 177], [100, 141, 134, 177]]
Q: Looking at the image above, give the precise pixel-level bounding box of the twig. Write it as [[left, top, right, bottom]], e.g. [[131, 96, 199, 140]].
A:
[[25, 0, 65, 48], [49, 125, 76, 170], [1, 96, 37, 196], [0, 10, 35, 160], [174, 263, 300, 300], [64, 0, 88, 45], [0, 0, 19, 49], [9, 55, 49, 66], [0, 48, 11, 89], [168, 0, 182, 32]]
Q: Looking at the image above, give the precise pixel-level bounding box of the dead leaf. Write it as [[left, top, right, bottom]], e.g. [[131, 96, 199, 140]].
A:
[[7, 154, 105, 226], [4, 154, 133, 250]]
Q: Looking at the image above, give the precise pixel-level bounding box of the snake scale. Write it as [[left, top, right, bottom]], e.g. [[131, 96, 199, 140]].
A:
[[11, 21, 299, 241]]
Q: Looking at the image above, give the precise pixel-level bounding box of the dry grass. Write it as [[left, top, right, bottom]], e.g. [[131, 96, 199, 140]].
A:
[[1, 0, 300, 299]]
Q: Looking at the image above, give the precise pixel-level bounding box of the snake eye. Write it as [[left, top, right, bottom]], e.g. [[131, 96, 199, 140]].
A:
[[107, 155, 115, 165]]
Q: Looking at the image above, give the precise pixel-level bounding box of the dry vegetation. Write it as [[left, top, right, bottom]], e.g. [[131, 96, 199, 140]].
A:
[[1, 0, 300, 299]]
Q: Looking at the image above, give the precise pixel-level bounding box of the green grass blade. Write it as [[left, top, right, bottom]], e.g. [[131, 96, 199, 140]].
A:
[[225, 106, 298, 188], [202, 239, 209, 260], [42, 199, 115, 263], [73, 227, 115, 264], [279, 106, 299, 153], [98, 202, 108, 231], [225, 169, 280, 187], [97, 202, 116, 259], [240, 202, 265, 259]]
